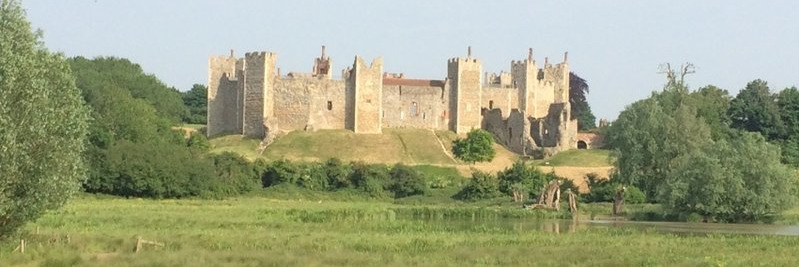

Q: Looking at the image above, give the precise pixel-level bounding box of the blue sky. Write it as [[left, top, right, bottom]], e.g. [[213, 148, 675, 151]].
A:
[[22, 0, 799, 120]]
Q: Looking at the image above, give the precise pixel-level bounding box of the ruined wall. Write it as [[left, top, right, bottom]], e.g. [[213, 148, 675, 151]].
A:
[[530, 103, 576, 149], [382, 81, 449, 130], [349, 56, 383, 133], [481, 86, 519, 117], [207, 55, 240, 136], [576, 132, 605, 149], [448, 58, 482, 134], [482, 109, 530, 154], [273, 77, 347, 131], [541, 62, 569, 104]]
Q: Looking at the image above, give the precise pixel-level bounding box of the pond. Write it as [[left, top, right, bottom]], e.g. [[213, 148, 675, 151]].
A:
[[413, 217, 799, 236]]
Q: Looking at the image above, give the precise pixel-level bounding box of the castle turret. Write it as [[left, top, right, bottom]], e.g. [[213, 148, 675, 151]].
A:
[[511, 48, 540, 117], [207, 52, 241, 137], [347, 56, 383, 133], [447, 46, 482, 134], [242, 51, 277, 138]]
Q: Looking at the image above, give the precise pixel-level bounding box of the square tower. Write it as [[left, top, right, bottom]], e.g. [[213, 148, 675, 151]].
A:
[[447, 51, 482, 134]]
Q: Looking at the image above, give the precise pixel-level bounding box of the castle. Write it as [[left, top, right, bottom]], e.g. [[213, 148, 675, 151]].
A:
[[207, 46, 579, 156]]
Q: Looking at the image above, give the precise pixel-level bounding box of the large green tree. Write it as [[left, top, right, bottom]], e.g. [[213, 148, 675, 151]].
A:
[[452, 129, 496, 164], [608, 78, 798, 222], [69, 56, 188, 123], [182, 84, 207, 124], [0, 0, 90, 237], [569, 72, 596, 130], [728, 80, 784, 140]]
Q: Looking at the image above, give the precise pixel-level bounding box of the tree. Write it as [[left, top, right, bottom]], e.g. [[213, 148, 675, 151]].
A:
[[182, 84, 207, 124], [0, 0, 90, 238], [452, 129, 496, 163], [659, 133, 796, 222], [606, 97, 671, 198], [569, 72, 596, 130], [69, 56, 188, 123], [687, 85, 732, 140], [728, 80, 784, 140], [496, 161, 547, 202], [609, 74, 798, 222]]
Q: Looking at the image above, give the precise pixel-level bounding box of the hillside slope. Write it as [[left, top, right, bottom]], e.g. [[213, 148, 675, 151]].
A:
[[209, 128, 614, 191]]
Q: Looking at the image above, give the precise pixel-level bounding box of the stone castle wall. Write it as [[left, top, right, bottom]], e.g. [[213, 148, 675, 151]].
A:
[[207, 56, 241, 136], [207, 47, 578, 156], [382, 79, 449, 130], [272, 77, 347, 131]]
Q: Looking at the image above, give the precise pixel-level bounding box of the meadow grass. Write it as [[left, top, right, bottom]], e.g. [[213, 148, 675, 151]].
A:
[[535, 149, 612, 167], [2, 195, 798, 266]]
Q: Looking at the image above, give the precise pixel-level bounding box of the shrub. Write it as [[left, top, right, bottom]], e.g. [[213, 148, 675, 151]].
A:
[[324, 158, 353, 189], [389, 164, 427, 198], [350, 162, 390, 198], [454, 171, 502, 201], [187, 132, 210, 150], [210, 152, 260, 194]]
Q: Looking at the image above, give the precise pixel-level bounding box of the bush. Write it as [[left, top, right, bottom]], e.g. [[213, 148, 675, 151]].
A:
[[454, 171, 502, 201], [582, 173, 645, 204], [350, 162, 390, 198], [389, 164, 427, 198], [324, 158, 353, 188], [453, 129, 496, 163], [187, 132, 210, 150], [92, 140, 219, 198], [210, 152, 260, 194]]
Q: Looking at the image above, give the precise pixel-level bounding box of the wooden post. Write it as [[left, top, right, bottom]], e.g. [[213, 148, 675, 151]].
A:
[[135, 236, 142, 253], [20, 239, 25, 254]]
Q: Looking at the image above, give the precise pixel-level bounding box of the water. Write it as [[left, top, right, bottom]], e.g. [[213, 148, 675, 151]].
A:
[[412, 217, 799, 236]]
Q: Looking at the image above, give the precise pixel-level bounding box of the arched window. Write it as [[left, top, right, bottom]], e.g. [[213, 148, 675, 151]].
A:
[[411, 102, 418, 116]]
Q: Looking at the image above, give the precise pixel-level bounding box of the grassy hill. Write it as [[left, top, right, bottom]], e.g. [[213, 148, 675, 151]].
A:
[[209, 128, 614, 191], [534, 149, 612, 167], [211, 128, 469, 164]]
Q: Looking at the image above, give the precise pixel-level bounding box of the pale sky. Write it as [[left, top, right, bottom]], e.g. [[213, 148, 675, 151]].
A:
[[22, 0, 799, 120]]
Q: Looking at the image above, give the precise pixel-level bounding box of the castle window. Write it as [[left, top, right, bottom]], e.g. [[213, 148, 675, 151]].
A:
[[411, 102, 418, 117], [489, 100, 494, 110], [327, 101, 332, 111]]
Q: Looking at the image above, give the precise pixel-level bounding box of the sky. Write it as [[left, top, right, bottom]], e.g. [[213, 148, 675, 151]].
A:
[[21, 0, 799, 120]]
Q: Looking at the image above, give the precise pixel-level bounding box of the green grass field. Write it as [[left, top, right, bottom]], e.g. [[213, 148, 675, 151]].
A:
[[2, 195, 798, 266], [535, 149, 612, 167]]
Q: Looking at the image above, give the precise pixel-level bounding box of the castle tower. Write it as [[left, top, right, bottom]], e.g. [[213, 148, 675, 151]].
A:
[[447, 47, 482, 134], [313, 45, 332, 79], [347, 56, 383, 133], [511, 48, 541, 117], [242, 51, 277, 138], [207, 51, 241, 137]]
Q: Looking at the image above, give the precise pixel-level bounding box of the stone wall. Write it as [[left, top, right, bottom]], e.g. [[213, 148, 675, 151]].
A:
[[273, 77, 347, 131], [382, 79, 449, 130], [481, 86, 519, 117], [350, 56, 383, 133], [207, 55, 240, 136]]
